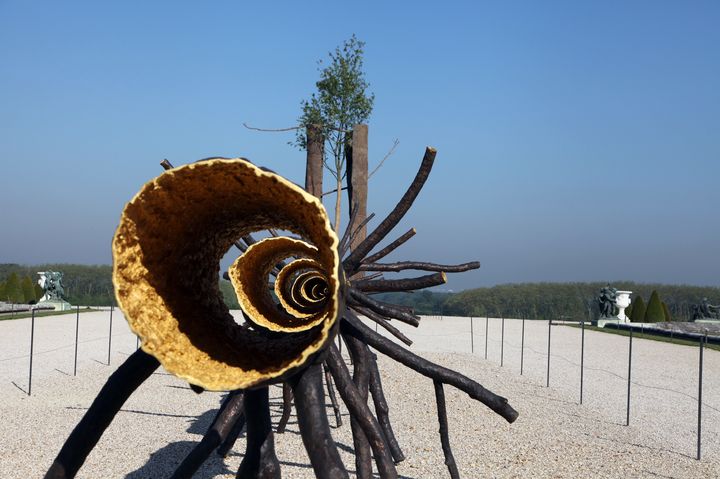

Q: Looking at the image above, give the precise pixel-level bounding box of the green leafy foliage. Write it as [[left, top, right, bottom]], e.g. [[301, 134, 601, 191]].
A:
[[219, 279, 240, 309], [3, 272, 24, 303], [0, 264, 243, 309], [662, 302, 672, 322], [644, 290, 666, 323], [295, 34, 375, 165], [629, 296, 646, 323], [21, 275, 37, 303], [294, 35, 375, 232], [379, 282, 720, 320]]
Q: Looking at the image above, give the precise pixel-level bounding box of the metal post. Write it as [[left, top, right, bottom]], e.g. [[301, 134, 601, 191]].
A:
[[580, 319, 586, 404], [500, 315, 505, 367], [28, 309, 36, 396], [546, 318, 551, 387], [520, 317, 525, 375], [470, 316, 474, 353], [626, 328, 633, 426], [484, 316, 489, 360], [136, 335, 140, 350], [697, 333, 705, 460], [107, 303, 113, 365], [73, 304, 80, 376]]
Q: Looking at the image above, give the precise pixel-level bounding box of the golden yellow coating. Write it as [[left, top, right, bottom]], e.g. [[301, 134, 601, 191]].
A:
[[112, 158, 340, 391], [229, 237, 332, 332], [273, 258, 324, 319]]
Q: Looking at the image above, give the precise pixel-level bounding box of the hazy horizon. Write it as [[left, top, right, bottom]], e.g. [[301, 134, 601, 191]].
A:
[[2, 2, 719, 291]]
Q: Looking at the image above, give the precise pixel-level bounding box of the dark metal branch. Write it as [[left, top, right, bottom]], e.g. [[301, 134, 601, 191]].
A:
[[341, 315, 519, 423], [368, 354, 405, 464], [236, 387, 281, 479], [344, 334, 373, 479], [348, 289, 420, 327], [362, 228, 416, 265], [342, 212, 376, 258], [217, 412, 247, 458], [276, 383, 293, 434], [45, 350, 160, 479], [434, 381, 460, 479], [344, 147, 436, 272], [353, 272, 447, 293], [321, 185, 349, 197], [337, 204, 360, 258], [289, 364, 349, 479], [171, 391, 245, 479], [243, 122, 301, 132], [359, 271, 384, 282], [323, 363, 343, 427], [348, 306, 413, 346], [358, 261, 480, 274], [326, 345, 398, 479]]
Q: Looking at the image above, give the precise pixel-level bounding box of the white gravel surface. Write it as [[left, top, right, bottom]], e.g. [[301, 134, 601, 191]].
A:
[[1, 311, 719, 478]]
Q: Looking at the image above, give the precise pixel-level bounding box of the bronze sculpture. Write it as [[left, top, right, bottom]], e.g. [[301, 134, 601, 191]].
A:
[[45, 149, 518, 479]]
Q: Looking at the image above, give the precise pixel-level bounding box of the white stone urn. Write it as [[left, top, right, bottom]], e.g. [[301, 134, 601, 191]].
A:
[[615, 291, 632, 322]]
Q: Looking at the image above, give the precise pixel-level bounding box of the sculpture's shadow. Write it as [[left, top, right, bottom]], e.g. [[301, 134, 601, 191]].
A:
[[124, 408, 236, 479]]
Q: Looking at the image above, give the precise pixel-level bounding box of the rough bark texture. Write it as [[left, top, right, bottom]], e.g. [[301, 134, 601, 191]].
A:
[[347, 124, 369, 260], [236, 388, 281, 479], [290, 363, 349, 479], [368, 354, 405, 464], [305, 125, 324, 197], [324, 363, 343, 427], [326, 345, 398, 479], [345, 333, 373, 479], [434, 381, 460, 479], [341, 315, 519, 423], [276, 383, 293, 434], [344, 147, 436, 272]]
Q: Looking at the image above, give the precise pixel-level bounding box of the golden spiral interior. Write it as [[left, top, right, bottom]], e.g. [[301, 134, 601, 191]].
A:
[[112, 158, 340, 391], [229, 237, 332, 332]]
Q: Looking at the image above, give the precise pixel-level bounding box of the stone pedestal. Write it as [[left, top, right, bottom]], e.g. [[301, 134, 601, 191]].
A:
[[36, 299, 73, 311]]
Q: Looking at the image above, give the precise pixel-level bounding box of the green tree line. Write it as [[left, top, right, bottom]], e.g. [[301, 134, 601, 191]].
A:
[[4, 265, 718, 319], [378, 281, 720, 321], [1, 263, 241, 308]]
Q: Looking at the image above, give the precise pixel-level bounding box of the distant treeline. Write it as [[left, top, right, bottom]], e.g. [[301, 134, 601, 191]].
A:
[[378, 281, 720, 321], [0, 264, 114, 305], [0, 263, 242, 308], [3, 265, 718, 320]]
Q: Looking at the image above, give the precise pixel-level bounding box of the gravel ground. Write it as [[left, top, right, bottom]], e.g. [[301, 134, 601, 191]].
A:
[[1, 311, 719, 478]]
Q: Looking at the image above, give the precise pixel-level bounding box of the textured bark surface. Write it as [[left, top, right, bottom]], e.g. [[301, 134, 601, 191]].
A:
[[305, 125, 324, 197], [236, 388, 281, 479], [290, 364, 349, 479], [347, 124, 369, 259]]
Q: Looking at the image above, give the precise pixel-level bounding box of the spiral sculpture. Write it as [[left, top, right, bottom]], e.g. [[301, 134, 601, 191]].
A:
[[45, 149, 518, 479]]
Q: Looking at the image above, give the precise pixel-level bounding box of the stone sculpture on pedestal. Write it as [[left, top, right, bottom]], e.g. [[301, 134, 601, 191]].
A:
[[37, 271, 73, 311]]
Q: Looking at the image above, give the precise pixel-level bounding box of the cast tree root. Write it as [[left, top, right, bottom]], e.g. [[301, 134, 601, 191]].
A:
[[45, 148, 518, 479]]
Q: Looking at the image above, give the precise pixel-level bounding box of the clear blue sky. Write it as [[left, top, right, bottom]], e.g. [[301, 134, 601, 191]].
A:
[[1, 1, 718, 291]]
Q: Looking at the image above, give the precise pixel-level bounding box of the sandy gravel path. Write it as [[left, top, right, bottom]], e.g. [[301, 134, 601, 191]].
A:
[[1, 311, 718, 478]]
